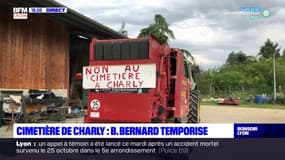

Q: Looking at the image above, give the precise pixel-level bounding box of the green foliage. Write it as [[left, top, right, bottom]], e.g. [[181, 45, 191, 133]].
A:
[[276, 58, 285, 87], [138, 14, 175, 44], [226, 51, 248, 65], [258, 38, 281, 58], [196, 68, 217, 95], [197, 39, 285, 102]]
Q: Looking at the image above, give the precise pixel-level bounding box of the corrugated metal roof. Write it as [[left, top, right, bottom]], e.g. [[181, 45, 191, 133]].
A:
[[6, 0, 127, 39]]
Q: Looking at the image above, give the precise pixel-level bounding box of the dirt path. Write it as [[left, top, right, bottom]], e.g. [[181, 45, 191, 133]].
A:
[[201, 105, 285, 123]]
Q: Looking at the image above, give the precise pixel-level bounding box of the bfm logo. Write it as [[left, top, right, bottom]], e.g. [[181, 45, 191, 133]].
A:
[[13, 7, 28, 19]]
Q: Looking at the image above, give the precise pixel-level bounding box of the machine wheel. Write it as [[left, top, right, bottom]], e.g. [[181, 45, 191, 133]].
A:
[[188, 90, 200, 123]]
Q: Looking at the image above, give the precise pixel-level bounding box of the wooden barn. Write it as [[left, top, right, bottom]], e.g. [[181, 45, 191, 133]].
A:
[[0, 0, 126, 98]]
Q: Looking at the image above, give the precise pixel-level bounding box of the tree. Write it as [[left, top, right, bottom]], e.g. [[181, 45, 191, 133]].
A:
[[258, 38, 280, 59], [226, 51, 248, 65], [246, 56, 257, 63], [276, 58, 285, 88], [197, 68, 218, 95], [138, 14, 175, 44], [197, 40, 285, 99]]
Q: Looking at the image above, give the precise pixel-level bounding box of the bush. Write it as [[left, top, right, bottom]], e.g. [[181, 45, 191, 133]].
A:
[[276, 96, 285, 104]]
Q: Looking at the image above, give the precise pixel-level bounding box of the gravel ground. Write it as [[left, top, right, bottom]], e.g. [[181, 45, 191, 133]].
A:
[[201, 105, 285, 123]]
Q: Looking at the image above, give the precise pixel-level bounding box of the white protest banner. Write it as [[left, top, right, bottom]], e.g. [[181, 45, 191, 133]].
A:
[[83, 64, 156, 89]]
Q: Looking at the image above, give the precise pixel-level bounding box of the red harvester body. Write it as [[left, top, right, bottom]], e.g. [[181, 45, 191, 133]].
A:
[[83, 36, 199, 123]]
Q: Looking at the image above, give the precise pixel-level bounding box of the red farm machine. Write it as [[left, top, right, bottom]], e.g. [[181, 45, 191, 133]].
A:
[[81, 36, 200, 123]]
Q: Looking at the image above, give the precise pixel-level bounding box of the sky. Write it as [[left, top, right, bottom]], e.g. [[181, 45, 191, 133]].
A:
[[57, 0, 285, 69]]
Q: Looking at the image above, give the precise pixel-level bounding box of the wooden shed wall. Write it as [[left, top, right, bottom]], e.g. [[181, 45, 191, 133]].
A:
[[0, 2, 69, 91]]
